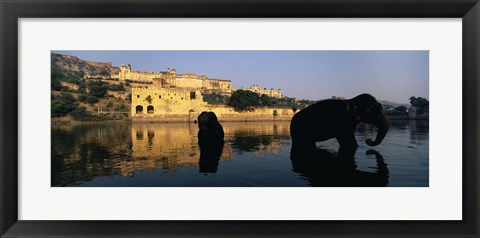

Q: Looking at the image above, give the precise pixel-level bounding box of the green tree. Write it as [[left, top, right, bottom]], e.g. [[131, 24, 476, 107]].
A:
[[78, 94, 87, 102], [99, 68, 110, 76], [86, 95, 99, 104], [228, 90, 261, 112], [51, 67, 65, 91], [409, 96, 429, 114], [69, 107, 90, 121], [109, 83, 126, 92], [51, 93, 78, 117], [88, 80, 108, 98], [273, 109, 278, 118], [202, 93, 230, 104], [78, 81, 87, 93], [260, 94, 273, 106], [394, 105, 407, 113]]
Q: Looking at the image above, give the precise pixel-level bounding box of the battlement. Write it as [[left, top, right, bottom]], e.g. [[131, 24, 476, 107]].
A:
[[117, 65, 232, 93], [241, 84, 282, 98]]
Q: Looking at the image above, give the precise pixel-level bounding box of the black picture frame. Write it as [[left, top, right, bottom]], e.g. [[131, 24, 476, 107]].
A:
[[1, 0, 479, 237]]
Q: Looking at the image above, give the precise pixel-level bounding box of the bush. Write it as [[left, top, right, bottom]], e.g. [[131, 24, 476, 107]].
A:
[[86, 95, 99, 104], [114, 104, 128, 112], [108, 84, 126, 92], [106, 101, 113, 108], [202, 93, 230, 105], [87, 80, 108, 98], [78, 94, 87, 102], [260, 94, 273, 106], [228, 90, 261, 112], [69, 107, 90, 121], [51, 93, 78, 117]]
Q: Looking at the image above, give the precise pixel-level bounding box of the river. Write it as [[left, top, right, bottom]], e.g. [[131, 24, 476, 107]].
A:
[[51, 120, 428, 187]]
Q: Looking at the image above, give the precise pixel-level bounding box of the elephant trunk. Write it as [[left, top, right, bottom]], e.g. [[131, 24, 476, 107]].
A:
[[365, 113, 389, 146]]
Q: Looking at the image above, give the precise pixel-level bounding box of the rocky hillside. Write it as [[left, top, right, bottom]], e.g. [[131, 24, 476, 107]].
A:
[[51, 53, 119, 77]]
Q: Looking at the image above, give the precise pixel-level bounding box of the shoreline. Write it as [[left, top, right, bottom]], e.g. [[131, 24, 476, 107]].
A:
[[51, 116, 429, 124]]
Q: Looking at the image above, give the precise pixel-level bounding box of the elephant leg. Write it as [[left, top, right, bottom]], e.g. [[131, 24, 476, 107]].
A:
[[291, 139, 316, 159], [336, 132, 358, 159]]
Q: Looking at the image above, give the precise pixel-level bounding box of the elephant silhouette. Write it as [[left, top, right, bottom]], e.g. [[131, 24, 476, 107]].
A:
[[290, 94, 389, 154], [197, 111, 224, 173]]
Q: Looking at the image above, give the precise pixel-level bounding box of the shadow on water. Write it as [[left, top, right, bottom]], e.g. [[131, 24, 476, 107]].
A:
[[290, 146, 389, 187]]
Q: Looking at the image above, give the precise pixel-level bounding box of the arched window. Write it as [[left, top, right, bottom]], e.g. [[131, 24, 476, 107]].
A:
[[136, 105, 143, 114], [147, 105, 154, 114]]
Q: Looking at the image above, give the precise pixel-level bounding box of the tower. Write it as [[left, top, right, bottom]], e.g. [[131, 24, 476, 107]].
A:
[[119, 64, 130, 82]]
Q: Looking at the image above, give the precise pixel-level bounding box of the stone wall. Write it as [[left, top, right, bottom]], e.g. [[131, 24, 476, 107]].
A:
[[116, 65, 232, 93], [131, 87, 295, 122], [241, 84, 282, 98]]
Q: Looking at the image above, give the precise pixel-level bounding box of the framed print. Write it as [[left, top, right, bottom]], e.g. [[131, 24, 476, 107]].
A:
[[1, 0, 479, 237]]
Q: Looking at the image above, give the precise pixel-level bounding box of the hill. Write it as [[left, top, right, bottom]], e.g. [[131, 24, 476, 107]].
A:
[[51, 53, 119, 77]]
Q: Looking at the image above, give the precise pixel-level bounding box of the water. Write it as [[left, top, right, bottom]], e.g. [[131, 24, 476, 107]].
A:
[[51, 120, 428, 187]]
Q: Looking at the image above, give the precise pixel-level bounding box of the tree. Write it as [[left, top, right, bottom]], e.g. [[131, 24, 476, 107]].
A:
[[409, 96, 429, 114], [260, 94, 273, 106], [202, 93, 230, 104], [78, 94, 87, 102], [273, 109, 278, 118], [228, 90, 261, 112], [394, 105, 407, 113], [86, 95, 99, 104], [88, 80, 108, 98], [51, 93, 78, 117], [109, 83, 126, 92], [99, 68, 110, 76], [69, 107, 90, 121]]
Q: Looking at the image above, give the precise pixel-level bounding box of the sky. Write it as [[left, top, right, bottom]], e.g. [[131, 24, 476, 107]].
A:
[[53, 50, 429, 104]]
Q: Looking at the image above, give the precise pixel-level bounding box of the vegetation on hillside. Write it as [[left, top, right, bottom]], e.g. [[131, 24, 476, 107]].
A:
[[226, 90, 316, 112], [51, 53, 119, 77], [51, 54, 130, 121]]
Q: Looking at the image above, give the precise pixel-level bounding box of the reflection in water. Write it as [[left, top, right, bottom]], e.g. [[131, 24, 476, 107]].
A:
[[52, 122, 291, 186], [51, 120, 428, 187], [291, 147, 389, 187]]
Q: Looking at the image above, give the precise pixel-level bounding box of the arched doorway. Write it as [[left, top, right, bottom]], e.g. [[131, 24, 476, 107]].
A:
[[136, 105, 143, 114], [147, 105, 154, 114]]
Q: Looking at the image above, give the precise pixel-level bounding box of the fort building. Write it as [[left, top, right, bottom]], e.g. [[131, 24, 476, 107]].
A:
[[131, 86, 295, 122], [241, 84, 282, 98], [113, 64, 232, 93]]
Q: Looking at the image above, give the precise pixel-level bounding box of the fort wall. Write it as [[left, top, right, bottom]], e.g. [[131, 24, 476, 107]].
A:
[[115, 65, 233, 93], [131, 87, 295, 122], [241, 84, 282, 98]]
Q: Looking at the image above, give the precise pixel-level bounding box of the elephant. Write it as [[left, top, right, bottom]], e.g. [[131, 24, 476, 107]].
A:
[[197, 111, 224, 173], [197, 111, 225, 145], [290, 94, 389, 153]]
